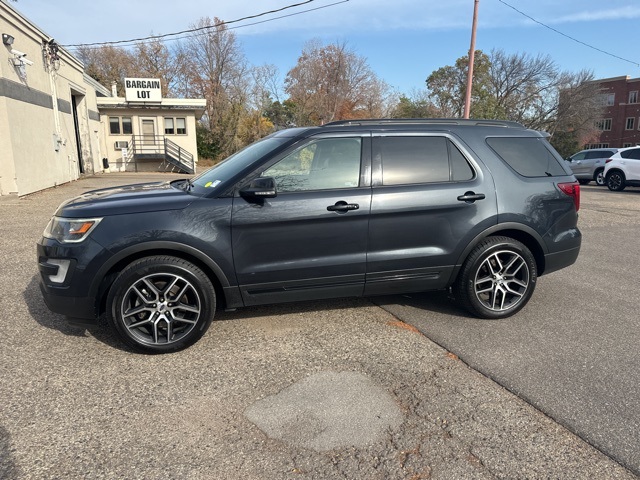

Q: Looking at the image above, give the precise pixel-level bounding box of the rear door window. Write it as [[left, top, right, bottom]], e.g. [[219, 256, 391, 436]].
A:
[[586, 150, 614, 159], [486, 137, 566, 177], [377, 136, 474, 185]]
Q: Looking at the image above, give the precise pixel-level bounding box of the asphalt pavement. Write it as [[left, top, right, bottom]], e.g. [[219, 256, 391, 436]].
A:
[[376, 184, 640, 475], [0, 173, 636, 479]]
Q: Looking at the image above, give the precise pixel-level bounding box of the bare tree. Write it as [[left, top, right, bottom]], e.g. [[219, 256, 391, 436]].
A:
[[178, 17, 250, 158], [77, 45, 137, 95], [132, 38, 180, 97], [285, 40, 389, 125]]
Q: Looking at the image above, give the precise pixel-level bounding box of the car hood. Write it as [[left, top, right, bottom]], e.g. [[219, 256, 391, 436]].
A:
[[56, 181, 196, 217]]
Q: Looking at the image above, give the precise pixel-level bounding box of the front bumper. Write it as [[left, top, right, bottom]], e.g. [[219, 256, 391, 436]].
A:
[[39, 282, 97, 321], [37, 236, 106, 321]]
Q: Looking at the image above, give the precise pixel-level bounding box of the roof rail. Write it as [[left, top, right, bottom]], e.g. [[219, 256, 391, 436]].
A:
[[322, 118, 525, 128]]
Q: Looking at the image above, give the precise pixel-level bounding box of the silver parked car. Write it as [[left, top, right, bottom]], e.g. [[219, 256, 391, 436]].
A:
[[566, 148, 619, 186]]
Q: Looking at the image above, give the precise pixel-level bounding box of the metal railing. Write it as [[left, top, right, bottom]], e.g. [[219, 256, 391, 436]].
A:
[[126, 135, 194, 174]]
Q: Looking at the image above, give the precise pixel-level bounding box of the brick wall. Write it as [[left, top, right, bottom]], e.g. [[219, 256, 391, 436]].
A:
[[590, 76, 640, 148]]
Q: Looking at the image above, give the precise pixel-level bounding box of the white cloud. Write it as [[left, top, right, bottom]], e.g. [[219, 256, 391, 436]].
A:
[[550, 6, 640, 24]]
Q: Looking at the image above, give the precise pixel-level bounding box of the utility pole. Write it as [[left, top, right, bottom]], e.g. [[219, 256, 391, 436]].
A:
[[463, 0, 479, 119]]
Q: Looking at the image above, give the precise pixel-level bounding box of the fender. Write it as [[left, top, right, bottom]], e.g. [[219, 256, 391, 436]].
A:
[[87, 240, 232, 299], [448, 222, 547, 284]]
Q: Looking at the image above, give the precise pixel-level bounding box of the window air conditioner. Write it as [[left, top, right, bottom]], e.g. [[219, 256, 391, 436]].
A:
[[114, 141, 129, 150]]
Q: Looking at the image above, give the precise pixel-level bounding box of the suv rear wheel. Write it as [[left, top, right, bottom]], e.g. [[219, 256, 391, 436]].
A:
[[607, 171, 626, 191], [454, 236, 537, 319], [106, 256, 216, 353], [595, 169, 605, 186]]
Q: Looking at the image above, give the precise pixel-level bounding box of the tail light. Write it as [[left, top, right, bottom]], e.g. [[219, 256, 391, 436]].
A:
[[605, 158, 613, 163], [558, 181, 580, 211]]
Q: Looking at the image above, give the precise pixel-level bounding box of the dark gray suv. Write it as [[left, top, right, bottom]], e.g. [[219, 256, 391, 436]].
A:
[[38, 119, 582, 353]]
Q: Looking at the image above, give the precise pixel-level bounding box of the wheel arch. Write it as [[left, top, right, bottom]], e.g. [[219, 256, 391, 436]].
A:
[[606, 168, 626, 180], [450, 223, 547, 284], [91, 242, 232, 317]]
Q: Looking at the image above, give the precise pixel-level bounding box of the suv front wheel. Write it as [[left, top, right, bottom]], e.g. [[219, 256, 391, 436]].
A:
[[454, 236, 537, 319], [106, 256, 216, 353], [606, 171, 626, 191]]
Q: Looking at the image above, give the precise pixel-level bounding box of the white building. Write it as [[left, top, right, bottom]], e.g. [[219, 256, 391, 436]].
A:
[[0, 1, 205, 197]]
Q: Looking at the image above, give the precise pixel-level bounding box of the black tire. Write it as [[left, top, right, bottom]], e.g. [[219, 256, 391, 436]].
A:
[[606, 171, 626, 191], [106, 256, 216, 353], [578, 179, 590, 185], [454, 236, 537, 319], [594, 169, 605, 186]]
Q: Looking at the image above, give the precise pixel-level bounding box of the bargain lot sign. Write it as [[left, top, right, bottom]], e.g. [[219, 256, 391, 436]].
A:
[[124, 78, 162, 102]]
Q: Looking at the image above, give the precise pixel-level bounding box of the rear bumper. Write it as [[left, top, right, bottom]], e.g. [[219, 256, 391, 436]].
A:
[[543, 245, 581, 276]]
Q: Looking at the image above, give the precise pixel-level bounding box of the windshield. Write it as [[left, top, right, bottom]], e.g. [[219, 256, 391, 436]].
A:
[[189, 136, 289, 194]]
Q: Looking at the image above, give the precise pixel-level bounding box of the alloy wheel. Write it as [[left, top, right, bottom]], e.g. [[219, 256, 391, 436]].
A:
[[474, 249, 530, 312], [120, 273, 202, 346]]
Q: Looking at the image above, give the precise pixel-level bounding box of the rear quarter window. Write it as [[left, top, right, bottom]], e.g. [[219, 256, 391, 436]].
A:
[[620, 148, 640, 159], [486, 137, 567, 177]]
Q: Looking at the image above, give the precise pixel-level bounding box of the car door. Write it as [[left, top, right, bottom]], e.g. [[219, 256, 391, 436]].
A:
[[569, 151, 588, 176], [364, 133, 498, 295], [231, 134, 372, 306]]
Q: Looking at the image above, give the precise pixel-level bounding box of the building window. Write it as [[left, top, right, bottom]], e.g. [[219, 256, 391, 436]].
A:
[[176, 118, 186, 135], [122, 117, 132, 135], [623, 143, 633, 148], [596, 118, 612, 131], [164, 117, 187, 135], [626, 117, 635, 130], [109, 117, 120, 134], [599, 93, 615, 106], [586, 143, 610, 149], [629, 91, 638, 104], [110, 117, 133, 135], [164, 118, 174, 134]]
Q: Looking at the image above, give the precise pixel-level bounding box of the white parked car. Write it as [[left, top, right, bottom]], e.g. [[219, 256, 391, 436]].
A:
[[604, 146, 640, 191]]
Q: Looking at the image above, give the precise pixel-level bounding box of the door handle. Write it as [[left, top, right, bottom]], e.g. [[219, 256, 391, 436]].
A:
[[457, 191, 486, 203], [327, 201, 359, 213]]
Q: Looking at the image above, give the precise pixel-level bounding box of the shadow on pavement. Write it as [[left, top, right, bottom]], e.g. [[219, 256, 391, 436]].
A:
[[0, 425, 21, 480]]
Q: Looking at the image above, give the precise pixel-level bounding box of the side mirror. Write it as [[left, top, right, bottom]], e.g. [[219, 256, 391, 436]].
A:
[[240, 177, 277, 198]]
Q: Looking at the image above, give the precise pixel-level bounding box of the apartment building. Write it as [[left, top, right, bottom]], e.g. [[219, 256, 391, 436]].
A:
[[588, 76, 640, 149]]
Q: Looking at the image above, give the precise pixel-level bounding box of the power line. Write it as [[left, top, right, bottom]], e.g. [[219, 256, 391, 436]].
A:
[[497, 0, 639, 67], [62, 0, 347, 48]]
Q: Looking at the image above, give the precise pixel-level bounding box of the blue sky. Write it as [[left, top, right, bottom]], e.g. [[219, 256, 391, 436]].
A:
[[12, 0, 640, 95]]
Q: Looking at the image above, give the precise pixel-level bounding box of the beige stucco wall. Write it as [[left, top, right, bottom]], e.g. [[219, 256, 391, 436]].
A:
[[0, 2, 103, 196]]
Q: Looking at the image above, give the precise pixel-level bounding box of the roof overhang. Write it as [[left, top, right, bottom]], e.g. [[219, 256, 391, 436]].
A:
[[97, 97, 207, 119]]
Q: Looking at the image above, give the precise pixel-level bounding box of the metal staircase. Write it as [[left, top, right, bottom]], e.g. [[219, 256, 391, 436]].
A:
[[125, 135, 195, 174]]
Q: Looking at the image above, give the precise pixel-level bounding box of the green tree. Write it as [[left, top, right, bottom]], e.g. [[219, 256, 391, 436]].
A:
[[391, 91, 438, 118], [425, 50, 492, 118], [425, 49, 602, 141]]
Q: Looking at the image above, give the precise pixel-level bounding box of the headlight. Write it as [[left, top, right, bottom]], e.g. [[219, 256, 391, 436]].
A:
[[43, 217, 102, 243]]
